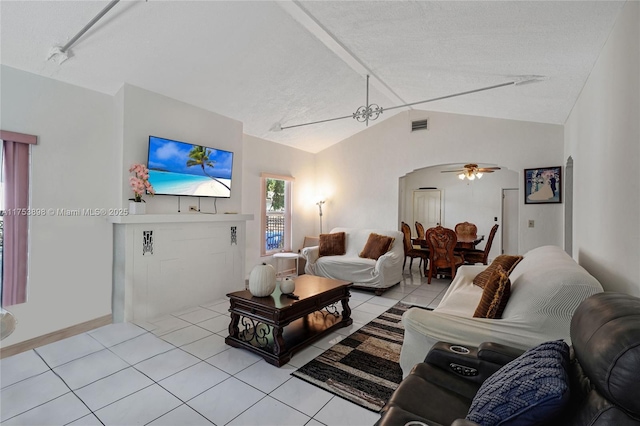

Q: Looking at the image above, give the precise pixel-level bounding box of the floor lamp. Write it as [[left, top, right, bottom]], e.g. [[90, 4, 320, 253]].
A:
[[316, 200, 325, 234]]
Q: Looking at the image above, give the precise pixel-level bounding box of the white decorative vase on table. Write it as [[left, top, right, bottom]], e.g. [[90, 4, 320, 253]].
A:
[[249, 263, 276, 297], [129, 201, 146, 215], [280, 277, 295, 295]]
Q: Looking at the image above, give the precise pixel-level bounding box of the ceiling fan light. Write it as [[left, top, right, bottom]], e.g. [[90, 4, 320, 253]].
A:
[[476, 172, 483, 178], [458, 173, 465, 180], [468, 174, 476, 180]]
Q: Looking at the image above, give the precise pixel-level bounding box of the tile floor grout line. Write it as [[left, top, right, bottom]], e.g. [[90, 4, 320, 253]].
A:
[[230, 361, 293, 396], [85, 331, 141, 351], [88, 345, 185, 417], [141, 402, 214, 426], [222, 395, 268, 426], [145, 357, 229, 393], [309, 395, 336, 425], [89, 382, 157, 420], [266, 377, 334, 421], [179, 374, 237, 405], [35, 333, 108, 370], [31, 348, 106, 426], [115, 340, 177, 365], [191, 321, 227, 335], [202, 350, 262, 376], [150, 323, 193, 337], [157, 326, 225, 351], [133, 367, 223, 425], [72, 362, 131, 394], [0, 359, 50, 391], [2, 271, 450, 425]]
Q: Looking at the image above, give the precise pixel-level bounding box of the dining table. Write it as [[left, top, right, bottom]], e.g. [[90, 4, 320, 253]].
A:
[[455, 234, 484, 250], [413, 232, 484, 267]]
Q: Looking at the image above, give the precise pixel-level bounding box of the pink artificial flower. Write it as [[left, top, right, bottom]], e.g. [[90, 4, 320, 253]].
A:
[[129, 163, 155, 201]]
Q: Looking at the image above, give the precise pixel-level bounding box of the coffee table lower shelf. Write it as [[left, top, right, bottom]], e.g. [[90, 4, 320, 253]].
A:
[[225, 309, 352, 367]]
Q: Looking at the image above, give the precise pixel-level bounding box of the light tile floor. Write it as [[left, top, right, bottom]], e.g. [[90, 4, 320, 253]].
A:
[[0, 269, 449, 426]]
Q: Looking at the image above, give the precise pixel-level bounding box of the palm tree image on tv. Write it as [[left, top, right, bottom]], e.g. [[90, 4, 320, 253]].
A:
[[146, 136, 234, 198], [186, 146, 231, 191]]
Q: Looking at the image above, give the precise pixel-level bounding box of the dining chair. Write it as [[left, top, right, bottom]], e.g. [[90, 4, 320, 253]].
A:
[[426, 226, 464, 283], [415, 221, 426, 240], [464, 224, 499, 265], [401, 222, 429, 275], [454, 221, 478, 240]]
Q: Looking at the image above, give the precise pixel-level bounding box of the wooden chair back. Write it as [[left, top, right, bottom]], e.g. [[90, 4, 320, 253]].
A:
[[479, 224, 499, 263], [401, 222, 413, 254], [426, 226, 459, 269], [454, 222, 478, 240], [464, 224, 500, 265], [415, 222, 425, 240]]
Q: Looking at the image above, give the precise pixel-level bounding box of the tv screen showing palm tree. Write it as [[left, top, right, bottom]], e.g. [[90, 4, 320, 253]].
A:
[[147, 136, 233, 198]]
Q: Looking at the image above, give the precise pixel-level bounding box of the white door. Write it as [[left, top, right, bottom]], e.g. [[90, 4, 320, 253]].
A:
[[413, 190, 442, 236], [502, 189, 519, 254]]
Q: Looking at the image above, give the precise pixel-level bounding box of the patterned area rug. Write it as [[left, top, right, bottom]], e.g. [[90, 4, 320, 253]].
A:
[[292, 302, 413, 412]]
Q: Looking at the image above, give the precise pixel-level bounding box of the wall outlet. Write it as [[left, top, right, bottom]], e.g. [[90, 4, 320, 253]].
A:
[[189, 206, 198, 212], [528, 220, 535, 228]]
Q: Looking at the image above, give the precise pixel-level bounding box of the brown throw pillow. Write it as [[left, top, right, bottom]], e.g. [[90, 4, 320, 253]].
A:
[[473, 264, 511, 319], [473, 254, 523, 289], [359, 233, 395, 260], [319, 232, 346, 257]]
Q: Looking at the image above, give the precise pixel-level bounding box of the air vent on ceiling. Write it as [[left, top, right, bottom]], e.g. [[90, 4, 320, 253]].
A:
[[411, 119, 429, 131]]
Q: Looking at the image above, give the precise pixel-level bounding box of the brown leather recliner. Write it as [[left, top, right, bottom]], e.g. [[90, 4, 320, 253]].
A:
[[376, 292, 640, 425]]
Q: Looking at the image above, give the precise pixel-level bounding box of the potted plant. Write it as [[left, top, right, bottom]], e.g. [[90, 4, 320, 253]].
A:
[[129, 163, 155, 214]]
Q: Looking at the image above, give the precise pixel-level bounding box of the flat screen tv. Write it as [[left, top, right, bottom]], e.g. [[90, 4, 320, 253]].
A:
[[147, 136, 234, 198]]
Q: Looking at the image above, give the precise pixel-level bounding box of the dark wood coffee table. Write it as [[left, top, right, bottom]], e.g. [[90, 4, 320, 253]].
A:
[[225, 275, 352, 367]]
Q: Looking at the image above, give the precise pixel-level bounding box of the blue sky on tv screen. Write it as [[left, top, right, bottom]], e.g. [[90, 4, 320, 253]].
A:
[[148, 136, 233, 179]]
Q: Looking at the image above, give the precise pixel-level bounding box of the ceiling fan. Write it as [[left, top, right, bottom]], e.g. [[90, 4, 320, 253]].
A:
[[441, 164, 501, 180]]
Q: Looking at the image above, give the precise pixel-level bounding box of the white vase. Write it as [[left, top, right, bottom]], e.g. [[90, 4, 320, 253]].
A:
[[248, 263, 276, 297], [280, 277, 295, 294], [129, 201, 146, 215]]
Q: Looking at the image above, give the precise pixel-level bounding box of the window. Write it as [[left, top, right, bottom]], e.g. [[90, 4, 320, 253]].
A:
[[261, 173, 293, 256]]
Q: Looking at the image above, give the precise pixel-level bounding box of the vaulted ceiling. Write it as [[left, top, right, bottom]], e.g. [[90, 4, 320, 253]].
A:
[[0, 1, 624, 153]]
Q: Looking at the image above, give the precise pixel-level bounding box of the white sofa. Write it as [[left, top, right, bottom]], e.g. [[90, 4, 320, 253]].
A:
[[300, 227, 404, 294], [399, 245, 604, 377]]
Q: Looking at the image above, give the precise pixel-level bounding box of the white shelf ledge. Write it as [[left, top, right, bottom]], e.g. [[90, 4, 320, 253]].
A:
[[108, 213, 254, 224]]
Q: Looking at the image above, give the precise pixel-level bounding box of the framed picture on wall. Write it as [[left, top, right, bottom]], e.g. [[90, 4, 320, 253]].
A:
[[524, 166, 562, 204]]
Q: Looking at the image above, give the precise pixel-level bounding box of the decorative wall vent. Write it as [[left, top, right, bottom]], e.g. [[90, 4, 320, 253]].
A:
[[231, 226, 237, 245], [411, 119, 429, 131], [142, 230, 153, 255]]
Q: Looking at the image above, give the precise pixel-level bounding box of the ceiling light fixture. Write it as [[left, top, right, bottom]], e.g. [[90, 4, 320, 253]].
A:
[[458, 170, 483, 181], [445, 163, 500, 181], [272, 75, 547, 132]]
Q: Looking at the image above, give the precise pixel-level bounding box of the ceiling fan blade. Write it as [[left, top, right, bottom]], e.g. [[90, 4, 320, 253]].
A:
[[477, 167, 501, 172]]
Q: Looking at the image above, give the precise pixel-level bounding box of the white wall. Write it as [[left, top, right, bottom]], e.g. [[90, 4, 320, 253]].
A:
[[242, 134, 317, 275], [0, 66, 118, 345], [0, 72, 320, 346], [401, 165, 519, 259], [315, 110, 564, 254], [564, 1, 640, 296], [117, 84, 243, 215]]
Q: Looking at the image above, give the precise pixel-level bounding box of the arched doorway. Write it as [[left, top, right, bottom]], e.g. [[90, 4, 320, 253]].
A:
[[399, 164, 519, 259]]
